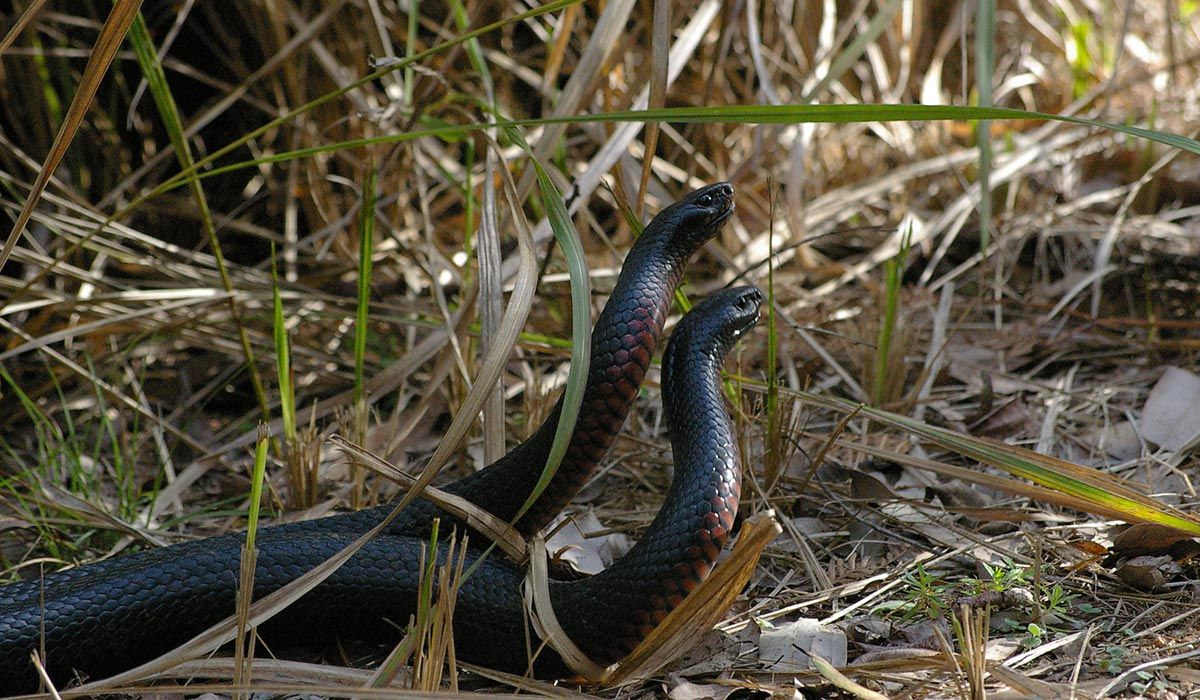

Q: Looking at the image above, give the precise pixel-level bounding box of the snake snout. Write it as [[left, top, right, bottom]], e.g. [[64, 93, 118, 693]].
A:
[[681, 182, 736, 230], [705, 285, 763, 342], [730, 286, 763, 327]]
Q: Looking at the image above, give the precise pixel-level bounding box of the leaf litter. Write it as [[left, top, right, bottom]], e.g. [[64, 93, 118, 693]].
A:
[[2, 1, 1200, 698]]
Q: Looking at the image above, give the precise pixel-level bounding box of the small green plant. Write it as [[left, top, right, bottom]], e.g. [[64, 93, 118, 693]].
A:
[[898, 564, 950, 621], [1041, 582, 1076, 620], [1129, 670, 1168, 695], [1097, 645, 1128, 674], [1012, 621, 1045, 650], [976, 558, 1029, 594]]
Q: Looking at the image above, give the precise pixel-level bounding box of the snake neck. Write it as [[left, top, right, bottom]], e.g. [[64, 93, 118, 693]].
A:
[[448, 234, 692, 536], [552, 334, 741, 663]]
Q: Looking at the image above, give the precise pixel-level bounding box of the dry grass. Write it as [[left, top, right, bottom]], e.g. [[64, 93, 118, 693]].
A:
[[2, 0, 1200, 697]]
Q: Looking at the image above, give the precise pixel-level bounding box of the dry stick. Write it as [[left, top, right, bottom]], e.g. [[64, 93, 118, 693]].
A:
[[29, 650, 63, 700], [540, 4, 582, 105], [809, 654, 889, 700]]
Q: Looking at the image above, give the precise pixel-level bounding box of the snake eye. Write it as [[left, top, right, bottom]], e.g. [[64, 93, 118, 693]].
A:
[[696, 193, 713, 207]]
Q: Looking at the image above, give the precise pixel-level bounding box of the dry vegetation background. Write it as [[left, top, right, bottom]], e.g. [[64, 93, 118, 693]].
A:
[[2, 0, 1200, 698]]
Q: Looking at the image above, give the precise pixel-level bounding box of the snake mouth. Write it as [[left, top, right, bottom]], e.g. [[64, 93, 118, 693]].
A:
[[726, 286, 764, 339], [733, 308, 761, 337], [706, 200, 736, 228], [696, 183, 736, 228]]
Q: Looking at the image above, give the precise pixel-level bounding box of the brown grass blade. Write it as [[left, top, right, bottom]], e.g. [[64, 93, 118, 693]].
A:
[[330, 434, 528, 563], [0, 0, 49, 55], [525, 536, 606, 681], [604, 511, 783, 685], [809, 653, 890, 700], [634, 0, 670, 216], [0, 0, 144, 273]]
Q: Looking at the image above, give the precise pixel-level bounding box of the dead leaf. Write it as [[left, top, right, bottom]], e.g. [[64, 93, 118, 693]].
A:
[[667, 677, 739, 700], [1110, 523, 1197, 557], [1069, 540, 1108, 557], [968, 396, 1040, 440], [544, 510, 630, 575], [849, 471, 898, 501], [1140, 367, 1200, 450], [758, 618, 848, 671], [1114, 555, 1180, 592]]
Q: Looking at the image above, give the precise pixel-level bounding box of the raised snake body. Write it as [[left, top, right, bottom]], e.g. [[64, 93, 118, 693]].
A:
[[0, 186, 756, 692]]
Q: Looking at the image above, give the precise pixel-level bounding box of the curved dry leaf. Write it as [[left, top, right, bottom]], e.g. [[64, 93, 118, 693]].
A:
[[1110, 523, 1196, 558]]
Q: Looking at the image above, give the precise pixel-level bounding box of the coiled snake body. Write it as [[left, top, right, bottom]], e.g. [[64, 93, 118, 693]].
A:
[[0, 185, 754, 692]]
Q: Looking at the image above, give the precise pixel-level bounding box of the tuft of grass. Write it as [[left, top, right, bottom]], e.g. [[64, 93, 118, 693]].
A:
[[271, 247, 319, 509], [233, 425, 270, 693], [951, 603, 989, 700], [870, 223, 911, 407]]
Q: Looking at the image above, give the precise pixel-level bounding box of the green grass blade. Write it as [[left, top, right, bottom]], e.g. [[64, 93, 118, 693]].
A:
[[975, 0, 996, 251], [785, 387, 1200, 537], [871, 225, 909, 406], [152, 105, 1200, 194], [354, 161, 378, 404], [502, 127, 592, 523], [125, 8, 270, 421], [245, 425, 270, 550], [270, 246, 296, 443]]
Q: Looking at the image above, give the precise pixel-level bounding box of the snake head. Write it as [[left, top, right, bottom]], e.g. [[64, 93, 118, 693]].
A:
[[667, 285, 763, 370], [643, 182, 736, 254], [710, 285, 764, 348]]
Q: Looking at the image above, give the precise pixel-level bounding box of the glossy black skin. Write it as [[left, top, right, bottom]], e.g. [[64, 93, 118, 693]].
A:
[[267, 182, 736, 541], [0, 285, 762, 692], [0, 183, 735, 609]]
